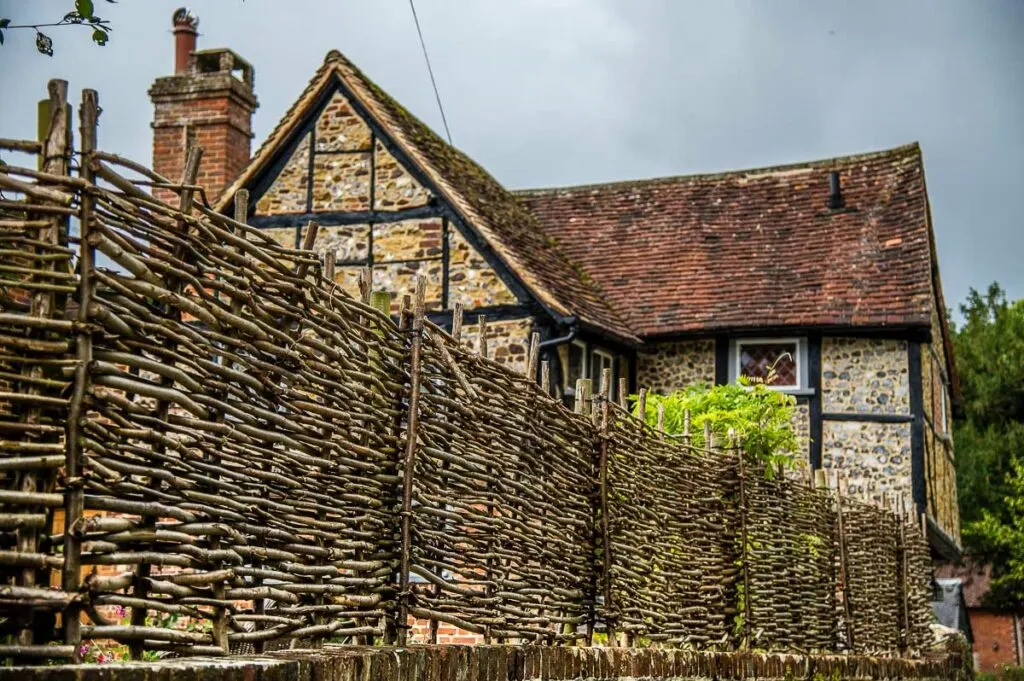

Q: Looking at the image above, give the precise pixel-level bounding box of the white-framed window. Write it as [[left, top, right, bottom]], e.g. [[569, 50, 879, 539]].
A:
[[563, 341, 620, 402], [729, 337, 809, 392], [590, 348, 615, 395]]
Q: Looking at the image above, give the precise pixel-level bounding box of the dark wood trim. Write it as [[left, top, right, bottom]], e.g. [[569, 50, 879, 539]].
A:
[[368, 131, 377, 269], [908, 341, 926, 517], [327, 74, 544, 319], [375, 256, 443, 267], [714, 335, 729, 386], [248, 204, 444, 229], [574, 320, 640, 352], [808, 334, 823, 469], [305, 121, 315, 214], [821, 412, 914, 424], [926, 515, 962, 563], [644, 324, 932, 345], [312, 147, 375, 156], [245, 82, 337, 216], [441, 217, 450, 309], [426, 305, 535, 328]]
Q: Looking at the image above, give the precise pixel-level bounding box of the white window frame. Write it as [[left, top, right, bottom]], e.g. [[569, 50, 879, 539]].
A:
[[591, 348, 616, 399], [570, 339, 589, 378], [730, 337, 809, 393]]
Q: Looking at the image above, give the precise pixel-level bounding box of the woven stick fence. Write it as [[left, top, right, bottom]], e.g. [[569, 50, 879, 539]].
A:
[[0, 82, 935, 665]]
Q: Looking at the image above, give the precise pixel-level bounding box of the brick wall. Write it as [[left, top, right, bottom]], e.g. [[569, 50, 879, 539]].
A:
[[150, 62, 257, 205], [969, 610, 1022, 673]]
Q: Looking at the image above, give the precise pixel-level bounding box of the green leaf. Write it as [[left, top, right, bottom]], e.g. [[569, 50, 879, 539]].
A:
[[76, 0, 95, 20], [0, 19, 10, 29], [92, 28, 108, 45], [35, 31, 54, 56]]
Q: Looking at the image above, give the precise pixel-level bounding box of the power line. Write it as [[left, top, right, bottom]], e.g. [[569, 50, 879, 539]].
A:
[[407, 0, 453, 145]]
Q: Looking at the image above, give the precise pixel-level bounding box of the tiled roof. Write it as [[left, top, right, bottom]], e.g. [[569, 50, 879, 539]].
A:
[[515, 144, 936, 338], [219, 52, 636, 342]]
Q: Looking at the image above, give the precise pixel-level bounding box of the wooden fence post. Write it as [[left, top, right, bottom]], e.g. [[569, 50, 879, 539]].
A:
[[396, 278, 426, 647], [128, 141, 203, 660], [733, 430, 752, 650], [597, 369, 616, 647], [62, 87, 98, 661], [8, 79, 71, 661], [835, 474, 856, 652]]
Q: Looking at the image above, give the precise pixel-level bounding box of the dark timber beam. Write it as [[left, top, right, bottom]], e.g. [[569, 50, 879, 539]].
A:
[[249, 204, 444, 229]]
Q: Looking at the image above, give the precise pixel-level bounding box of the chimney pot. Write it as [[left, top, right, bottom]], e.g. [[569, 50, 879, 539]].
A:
[[172, 8, 199, 74], [828, 170, 844, 210]]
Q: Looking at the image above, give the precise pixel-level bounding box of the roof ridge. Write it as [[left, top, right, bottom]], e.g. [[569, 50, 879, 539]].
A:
[[220, 48, 638, 341], [513, 142, 922, 197]]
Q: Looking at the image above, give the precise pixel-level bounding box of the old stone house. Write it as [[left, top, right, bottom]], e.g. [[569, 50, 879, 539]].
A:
[[150, 13, 960, 560]]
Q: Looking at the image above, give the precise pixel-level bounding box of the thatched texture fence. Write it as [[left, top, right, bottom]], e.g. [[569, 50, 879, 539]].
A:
[[0, 84, 935, 665]]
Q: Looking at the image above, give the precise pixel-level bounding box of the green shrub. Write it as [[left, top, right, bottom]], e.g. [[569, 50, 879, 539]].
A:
[[634, 378, 800, 477]]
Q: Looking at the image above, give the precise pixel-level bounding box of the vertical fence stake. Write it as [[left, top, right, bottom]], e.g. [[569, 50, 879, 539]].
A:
[[451, 302, 463, 343], [396, 278, 426, 647], [734, 430, 752, 650], [478, 314, 488, 359], [527, 332, 540, 382], [61, 87, 96, 662], [835, 473, 856, 652], [597, 370, 616, 647], [13, 79, 70, 660], [540, 360, 550, 396], [232, 189, 269, 652], [128, 141, 203, 660], [898, 506, 910, 653]]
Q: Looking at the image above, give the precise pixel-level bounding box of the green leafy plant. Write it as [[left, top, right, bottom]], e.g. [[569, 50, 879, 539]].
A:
[[0, 0, 115, 53], [633, 376, 800, 477]]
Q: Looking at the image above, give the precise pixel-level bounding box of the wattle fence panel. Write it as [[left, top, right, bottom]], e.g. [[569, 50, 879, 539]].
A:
[[0, 82, 937, 665]]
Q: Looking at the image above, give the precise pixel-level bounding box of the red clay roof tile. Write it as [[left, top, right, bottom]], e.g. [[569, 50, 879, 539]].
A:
[[516, 144, 935, 338]]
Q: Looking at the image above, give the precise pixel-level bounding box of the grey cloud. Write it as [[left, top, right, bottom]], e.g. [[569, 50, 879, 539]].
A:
[[1, 0, 1021, 314]]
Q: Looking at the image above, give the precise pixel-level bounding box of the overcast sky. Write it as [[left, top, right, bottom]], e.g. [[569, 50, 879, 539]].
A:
[[1, 0, 1021, 315]]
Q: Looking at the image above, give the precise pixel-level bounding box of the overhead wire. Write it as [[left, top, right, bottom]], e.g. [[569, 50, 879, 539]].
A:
[[407, 0, 453, 145]]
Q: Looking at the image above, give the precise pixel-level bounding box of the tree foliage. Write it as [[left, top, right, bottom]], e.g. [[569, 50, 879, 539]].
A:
[[0, 1, 115, 55], [952, 282, 1024, 605], [635, 377, 799, 477]]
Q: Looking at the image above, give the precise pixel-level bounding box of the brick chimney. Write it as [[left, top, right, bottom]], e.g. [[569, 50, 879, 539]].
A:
[[149, 8, 258, 204]]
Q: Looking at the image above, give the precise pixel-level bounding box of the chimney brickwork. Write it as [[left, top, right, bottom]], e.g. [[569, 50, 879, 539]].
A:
[[150, 9, 258, 204]]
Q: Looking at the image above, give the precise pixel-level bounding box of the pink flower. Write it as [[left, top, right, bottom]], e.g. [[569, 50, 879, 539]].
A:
[[97, 652, 109, 664], [114, 605, 127, 619], [78, 644, 89, 657]]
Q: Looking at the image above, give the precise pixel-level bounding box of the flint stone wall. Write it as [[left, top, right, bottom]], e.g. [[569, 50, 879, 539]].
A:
[[459, 318, 534, 375], [636, 340, 716, 394], [821, 338, 909, 415], [822, 420, 912, 502], [5, 645, 966, 681]]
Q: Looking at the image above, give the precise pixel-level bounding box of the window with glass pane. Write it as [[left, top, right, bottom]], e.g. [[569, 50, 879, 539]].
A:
[[590, 350, 615, 398], [738, 341, 798, 387]]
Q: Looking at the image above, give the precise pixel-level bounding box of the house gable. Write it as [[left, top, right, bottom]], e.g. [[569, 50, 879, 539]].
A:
[[219, 51, 636, 343], [236, 69, 519, 312]]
